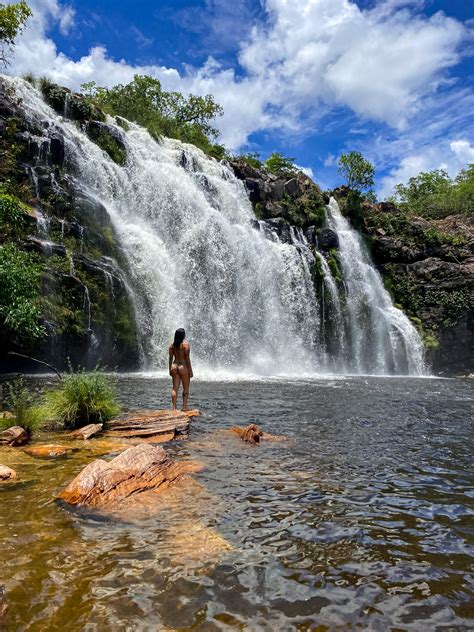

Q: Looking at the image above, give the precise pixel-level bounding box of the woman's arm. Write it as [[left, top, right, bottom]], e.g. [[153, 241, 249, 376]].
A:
[[168, 346, 173, 375], [184, 343, 193, 378]]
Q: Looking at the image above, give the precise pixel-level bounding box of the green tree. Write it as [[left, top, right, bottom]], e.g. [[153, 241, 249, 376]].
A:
[[264, 152, 298, 175], [81, 75, 223, 154], [338, 151, 375, 192], [0, 243, 45, 346], [0, 1, 31, 67]]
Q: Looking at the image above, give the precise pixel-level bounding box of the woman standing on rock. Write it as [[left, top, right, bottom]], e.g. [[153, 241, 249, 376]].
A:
[[169, 328, 193, 412]]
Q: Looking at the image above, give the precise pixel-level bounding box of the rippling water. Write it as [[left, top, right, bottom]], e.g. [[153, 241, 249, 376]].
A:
[[0, 376, 473, 631]]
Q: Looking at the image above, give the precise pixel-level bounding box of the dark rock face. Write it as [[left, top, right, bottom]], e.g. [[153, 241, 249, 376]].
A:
[[229, 159, 326, 229], [316, 228, 339, 251], [85, 121, 127, 165], [264, 218, 292, 244], [0, 77, 140, 373]]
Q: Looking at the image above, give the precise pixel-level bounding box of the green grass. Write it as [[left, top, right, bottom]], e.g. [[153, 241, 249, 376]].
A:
[[0, 378, 44, 435], [42, 369, 121, 429]]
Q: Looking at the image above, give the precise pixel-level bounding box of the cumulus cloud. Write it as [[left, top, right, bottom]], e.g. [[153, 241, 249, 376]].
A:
[[295, 165, 314, 178], [379, 139, 474, 198], [6, 0, 469, 150]]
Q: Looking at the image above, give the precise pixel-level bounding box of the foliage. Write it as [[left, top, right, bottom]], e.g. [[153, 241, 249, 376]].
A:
[[1, 378, 44, 435], [43, 369, 121, 429], [392, 165, 474, 218], [281, 190, 326, 228], [86, 124, 126, 165], [0, 243, 45, 346], [81, 75, 224, 157], [338, 151, 375, 192], [239, 152, 263, 169], [0, 191, 28, 237], [264, 152, 298, 175], [0, 0, 31, 67]]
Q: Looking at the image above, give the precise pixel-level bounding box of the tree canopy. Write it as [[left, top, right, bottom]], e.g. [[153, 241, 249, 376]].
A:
[[338, 151, 375, 192], [264, 152, 298, 175], [392, 166, 474, 218], [0, 1, 31, 66], [81, 75, 225, 158]]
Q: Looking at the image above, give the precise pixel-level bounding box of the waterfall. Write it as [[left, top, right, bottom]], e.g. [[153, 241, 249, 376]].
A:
[[4, 76, 426, 376], [325, 198, 425, 374]]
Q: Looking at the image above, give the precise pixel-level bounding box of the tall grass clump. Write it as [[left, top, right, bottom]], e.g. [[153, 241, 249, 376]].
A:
[[43, 369, 120, 429], [1, 378, 44, 435]]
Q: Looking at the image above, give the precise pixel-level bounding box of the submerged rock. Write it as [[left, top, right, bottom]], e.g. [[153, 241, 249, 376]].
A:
[[0, 465, 17, 481], [230, 424, 288, 444], [0, 426, 29, 446], [58, 443, 203, 508], [23, 444, 75, 458]]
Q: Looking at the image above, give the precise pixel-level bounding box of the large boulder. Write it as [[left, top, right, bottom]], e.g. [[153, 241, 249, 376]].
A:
[[58, 443, 203, 508], [0, 426, 29, 446]]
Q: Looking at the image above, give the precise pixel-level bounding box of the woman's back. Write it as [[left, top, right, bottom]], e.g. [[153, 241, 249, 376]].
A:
[[170, 341, 188, 365]]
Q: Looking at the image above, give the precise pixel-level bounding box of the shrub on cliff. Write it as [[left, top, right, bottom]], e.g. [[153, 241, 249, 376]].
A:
[[80, 75, 225, 158], [264, 152, 298, 176], [0, 0, 31, 67], [393, 165, 474, 218], [43, 369, 120, 429]]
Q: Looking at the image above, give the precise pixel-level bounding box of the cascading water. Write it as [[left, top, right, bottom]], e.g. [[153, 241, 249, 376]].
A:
[[4, 77, 426, 376], [325, 198, 425, 374]]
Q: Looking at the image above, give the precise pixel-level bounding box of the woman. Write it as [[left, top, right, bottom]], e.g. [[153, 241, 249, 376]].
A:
[[169, 328, 193, 412]]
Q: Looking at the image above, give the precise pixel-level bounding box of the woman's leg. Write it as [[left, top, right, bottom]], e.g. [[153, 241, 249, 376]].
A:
[[178, 366, 190, 411], [171, 369, 181, 411]]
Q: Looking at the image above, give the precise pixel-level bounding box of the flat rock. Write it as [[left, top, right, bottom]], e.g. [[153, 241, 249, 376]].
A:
[[58, 443, 203, 508], [68, 423, 103, 440], [0, 426, 29, 446], [105, 409, 193, 442], [0, 465, 17, 481], [23, 444, 75, 458]]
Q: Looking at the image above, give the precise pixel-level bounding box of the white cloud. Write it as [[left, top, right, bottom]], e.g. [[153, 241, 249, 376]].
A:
[[5, 0, 469, 151], [379, 139, 474, 198], [295, 164, 314, 178], [324, 153, 337, 167]]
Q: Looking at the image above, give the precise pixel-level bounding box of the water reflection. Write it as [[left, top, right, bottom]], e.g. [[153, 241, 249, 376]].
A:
[[0, 376, 473, 630]]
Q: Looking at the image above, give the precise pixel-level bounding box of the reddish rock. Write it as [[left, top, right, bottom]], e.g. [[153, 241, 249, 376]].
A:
[[23, 444, 75, 458], [0, 465, 17, 481], [58, 443, 203, 508], [105, 409, 192, 442], [68, 423, 103, 440], [0, 426, 29, 446], [230, 424, 288, 444]]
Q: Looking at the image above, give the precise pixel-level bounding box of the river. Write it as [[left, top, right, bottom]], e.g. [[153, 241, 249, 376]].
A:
[[0, 375, 472, 630]]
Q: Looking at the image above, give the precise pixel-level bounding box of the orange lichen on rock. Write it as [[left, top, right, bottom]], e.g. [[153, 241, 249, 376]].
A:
[[58, 443, 204, 508]]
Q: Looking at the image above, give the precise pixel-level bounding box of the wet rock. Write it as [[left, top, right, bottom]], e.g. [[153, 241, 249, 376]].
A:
[[316, 227, 339, 251], [25, 237, 67, 258], [305, 225, 318, 247], [58, 443, 203, 508], [105, 409, 192, 441], [0, 465, 17, 481], [0, 426, 29, 446], [68, 423, 103, 440], [230, 424, 263, 444], [230, 424, 288, 444], [86, 120, 126, 165], [49, 134, 65, 167], [264, 218, 292, 244], [23, 444, 75, 458]]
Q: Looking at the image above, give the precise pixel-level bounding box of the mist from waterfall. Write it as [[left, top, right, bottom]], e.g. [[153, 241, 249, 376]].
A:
[[6, 77, 426, 376]]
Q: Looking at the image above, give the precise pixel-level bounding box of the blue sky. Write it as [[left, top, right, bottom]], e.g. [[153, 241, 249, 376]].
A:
[[7, 0, 474, 196]]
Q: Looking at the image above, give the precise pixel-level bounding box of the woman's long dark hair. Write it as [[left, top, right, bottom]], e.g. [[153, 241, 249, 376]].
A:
[[173, 328, 185, 348]]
